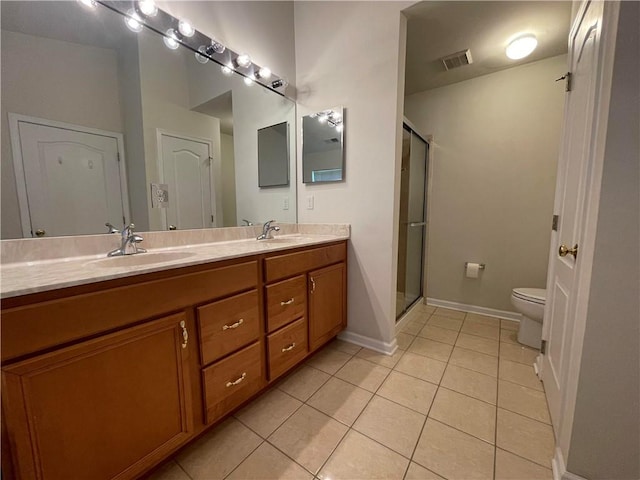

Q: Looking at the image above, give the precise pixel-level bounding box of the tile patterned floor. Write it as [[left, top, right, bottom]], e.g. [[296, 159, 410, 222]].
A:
[[150, 305, 554, 480]]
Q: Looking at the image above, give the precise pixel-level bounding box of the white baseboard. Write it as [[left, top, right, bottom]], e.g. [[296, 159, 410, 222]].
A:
[[426, 297, 522, 322], [338, 330, 398, 355], [552, 447, 587, 480]]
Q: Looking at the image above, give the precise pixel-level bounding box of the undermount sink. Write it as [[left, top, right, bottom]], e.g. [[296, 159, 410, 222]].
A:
[[90, 251, 196, 268]]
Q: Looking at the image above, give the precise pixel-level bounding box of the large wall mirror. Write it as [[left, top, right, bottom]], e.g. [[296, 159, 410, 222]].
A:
[[302, 107, 344, 183], [0, 1, 296, 239]]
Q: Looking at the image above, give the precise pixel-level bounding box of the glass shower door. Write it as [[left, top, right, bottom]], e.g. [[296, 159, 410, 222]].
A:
[[397, 125, 428, 319]]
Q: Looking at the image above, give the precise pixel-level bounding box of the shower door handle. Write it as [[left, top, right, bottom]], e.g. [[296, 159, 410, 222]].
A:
[[409, 222, 426, 227]]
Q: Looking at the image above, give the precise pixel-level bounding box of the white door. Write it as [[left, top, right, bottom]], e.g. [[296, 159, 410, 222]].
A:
[[160, 133, 215, 230], [11, 118, 127, 237], [541, 1, 605, 429]]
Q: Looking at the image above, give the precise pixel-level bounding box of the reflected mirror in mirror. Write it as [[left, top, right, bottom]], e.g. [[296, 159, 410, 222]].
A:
[[302, 107, 344, 183], [0, 1, 296, 239], [258, 122, 289, 188]]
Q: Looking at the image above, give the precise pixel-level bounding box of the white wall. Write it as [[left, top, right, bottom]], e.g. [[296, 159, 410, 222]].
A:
[[220, 133, 237, 227], [405, 55, 567, 312], [567, 2, 640, 477], [295, 1, 411, 351], [156, 1, 296, 89], [1, 30, 123, 239]]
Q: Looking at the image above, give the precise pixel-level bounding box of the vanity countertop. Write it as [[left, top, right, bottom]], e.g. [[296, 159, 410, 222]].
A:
[[0, 225, 350, 299]]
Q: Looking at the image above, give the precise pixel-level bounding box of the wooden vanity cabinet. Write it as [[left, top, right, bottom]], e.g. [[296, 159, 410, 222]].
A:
[[309, 263, 347, 351], [1, 240, 348, 480], [264, 242, 347, 380], [2, 313, 193, 480]]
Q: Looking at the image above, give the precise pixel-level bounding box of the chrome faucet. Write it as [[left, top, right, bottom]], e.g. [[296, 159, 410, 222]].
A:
[[257, 220, 280, 240], [105, 222, 120, 234], [242, 219, 254, 226], [107, 223, 147, 256]]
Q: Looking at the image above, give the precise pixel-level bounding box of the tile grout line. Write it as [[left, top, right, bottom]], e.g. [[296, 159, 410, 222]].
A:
[[493, 327, 502, 480]]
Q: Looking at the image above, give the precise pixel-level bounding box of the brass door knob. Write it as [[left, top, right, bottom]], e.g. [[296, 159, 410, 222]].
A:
[[35, 229, 46, 237], [559, 243, 578, 259]]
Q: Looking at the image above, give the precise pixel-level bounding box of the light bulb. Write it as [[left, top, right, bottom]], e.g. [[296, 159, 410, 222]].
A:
[[244, 76, 255, 86], [332, 111, 342, 121], [257, 67, 272, 80], [137, 0, 157, 17], [163, 29, 180, 50], [318, 114, 328, 124], [178, 19, 195, 38], [221, 65, 233, 76], [195, 45, 209, 64], [236, 53, 251, 68], [335, 123, 344, 132], [506, 34, 537, 60], [124, 9, 143, 33], [78, 0, 97, 9]]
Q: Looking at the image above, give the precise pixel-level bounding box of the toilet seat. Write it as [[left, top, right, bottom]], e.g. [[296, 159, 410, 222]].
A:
[[512, 288, 546, 305]]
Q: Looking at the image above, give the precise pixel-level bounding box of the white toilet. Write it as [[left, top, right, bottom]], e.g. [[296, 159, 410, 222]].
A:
[[510, 288, 546, 349]]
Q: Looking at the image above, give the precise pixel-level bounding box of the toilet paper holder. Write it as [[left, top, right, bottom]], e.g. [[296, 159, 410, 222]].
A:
[[464, 262, 486, 269]]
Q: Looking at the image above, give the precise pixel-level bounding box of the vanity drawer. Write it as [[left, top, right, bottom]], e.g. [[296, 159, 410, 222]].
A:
[[197, 290, 260, 365], [264, 242, 346, 283], [265, 275, 306, 332], [202, 341, 263, 424], [267, 318, 308, 381]]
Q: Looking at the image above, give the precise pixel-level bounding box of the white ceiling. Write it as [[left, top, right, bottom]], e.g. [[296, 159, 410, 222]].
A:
[[404, 1, 572, 95]]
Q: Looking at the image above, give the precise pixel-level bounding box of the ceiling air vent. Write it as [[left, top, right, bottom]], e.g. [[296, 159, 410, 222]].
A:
[[441, 49, 473, 71]]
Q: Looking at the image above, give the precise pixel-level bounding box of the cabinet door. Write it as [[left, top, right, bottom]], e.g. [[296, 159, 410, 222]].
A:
[[308, 263, 346, 351], [2, 313, 193, 480]]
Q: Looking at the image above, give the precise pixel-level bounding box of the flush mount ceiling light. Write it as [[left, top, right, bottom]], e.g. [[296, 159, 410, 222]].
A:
[[506, 34, 538, 60]]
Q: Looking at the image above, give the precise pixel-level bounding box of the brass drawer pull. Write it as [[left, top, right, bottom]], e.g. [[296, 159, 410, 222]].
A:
[[179, 320, 188, 349], [310, 278, 316, 294], [226, 372, 247, 387], [280, 298, 295, 306], [222, 319, 244, 331], [281, 343, 296, 353]]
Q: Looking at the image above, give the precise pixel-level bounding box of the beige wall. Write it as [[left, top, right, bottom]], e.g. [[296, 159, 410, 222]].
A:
[[295, 1, 411, 350], [567, 2, 640, 477], [0, 30, 123, 239], [405, 55, 567, 312]]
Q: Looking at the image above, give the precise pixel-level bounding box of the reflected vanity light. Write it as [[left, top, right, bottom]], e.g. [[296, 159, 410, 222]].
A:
[[78, 0, 97, 9], [137, 0, 157, 17], [506, 34, 537, 59], [163, 28, 180, 50], [124, 9, 144, 33], [311, 110, 343, 131], [243, 75, 255, 86], [221, 64, 234, 76]]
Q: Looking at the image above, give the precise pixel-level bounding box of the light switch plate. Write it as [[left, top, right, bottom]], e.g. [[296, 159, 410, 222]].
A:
[[283, 196, 289, 210], [151, 183, 169, 208], [306, 195, 314, 210]]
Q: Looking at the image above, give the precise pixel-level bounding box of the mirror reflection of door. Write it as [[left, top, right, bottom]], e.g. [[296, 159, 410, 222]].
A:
[[159, 132, 215, 230], [9, 114, 128, 238]]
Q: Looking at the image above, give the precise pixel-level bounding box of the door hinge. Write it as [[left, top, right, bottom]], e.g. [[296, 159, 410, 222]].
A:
[[541, 340, 547, 355], [552, 215, 559, 231], [211, 215, 214, 223], [556, 72, 571, 92]]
